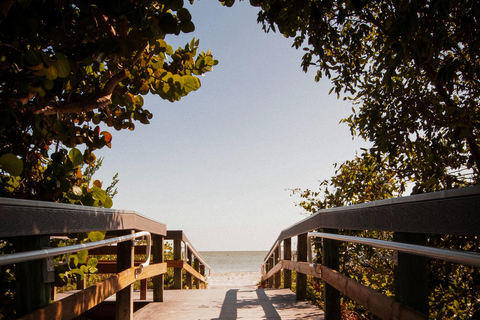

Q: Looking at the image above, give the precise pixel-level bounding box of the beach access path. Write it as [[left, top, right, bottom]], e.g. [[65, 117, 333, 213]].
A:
[[133, 271, 325, 320]]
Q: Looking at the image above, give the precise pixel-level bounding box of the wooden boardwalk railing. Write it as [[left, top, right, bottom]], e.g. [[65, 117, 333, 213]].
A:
[[0, 198, 208, 320], [261, 186, 480, 320]]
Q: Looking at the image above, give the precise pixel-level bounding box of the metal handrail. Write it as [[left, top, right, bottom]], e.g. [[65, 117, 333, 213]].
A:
[[308, 232, 480, 268], [0, 231, 152, 276]]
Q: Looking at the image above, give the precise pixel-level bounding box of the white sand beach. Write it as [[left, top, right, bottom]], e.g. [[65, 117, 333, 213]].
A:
[[206, 271, 262, 289]]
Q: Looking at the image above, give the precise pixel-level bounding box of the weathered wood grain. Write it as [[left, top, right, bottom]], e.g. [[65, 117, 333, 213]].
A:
[[321, 265, 427, 320], [17, 263, 167, 320], [263, 260, 427, 320], [0, 198, 166, 237], [276, 186, 480, 242]]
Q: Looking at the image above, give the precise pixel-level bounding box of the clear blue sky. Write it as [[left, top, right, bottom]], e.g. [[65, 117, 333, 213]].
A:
[[94, 1, 370, 251]]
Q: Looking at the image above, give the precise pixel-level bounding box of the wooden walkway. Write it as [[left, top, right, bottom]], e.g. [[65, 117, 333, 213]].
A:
[[133, 287, 324, 319]]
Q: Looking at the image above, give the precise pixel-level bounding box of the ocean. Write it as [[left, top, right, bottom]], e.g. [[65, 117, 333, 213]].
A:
[[199, 251, 268, 273]]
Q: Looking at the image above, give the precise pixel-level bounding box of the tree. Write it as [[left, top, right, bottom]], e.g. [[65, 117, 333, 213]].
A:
[[0, 0, 217, 204], [291, 152, 480, 319], [291, 151, 403, 212], [250, 0, 480, 192]]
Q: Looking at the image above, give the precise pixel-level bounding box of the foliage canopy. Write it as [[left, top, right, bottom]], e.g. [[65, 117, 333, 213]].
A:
[[252, 0, 480, 192], [0, 0, 217, 204]]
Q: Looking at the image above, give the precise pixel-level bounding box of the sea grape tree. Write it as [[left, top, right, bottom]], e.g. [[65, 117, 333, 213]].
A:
[[247, 0, 480, 192], [0, 0, 217, 204]]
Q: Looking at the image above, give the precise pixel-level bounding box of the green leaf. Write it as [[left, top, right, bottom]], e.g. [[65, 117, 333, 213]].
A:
[[88, 231, 105, 242], [183, 75, 200, 92], [68, 148, 83, 166], [104, 195, 113, 208], [45, 64, 58, 80], [220, 0, 235, 7], [24, 50, 42, 66], [77, 250, 88, 264], [71, 268, 84, 280], [55, 53, 71, 78], [179, 20, 195, 33], [87, 257, 98, 267], [69, 254, 79, 267], [0, 154, 23, 176], [134, 95, 144, 108], [177, 8, 191, 21], [169, 0, 184, 11], [90, 186, 107, 201], [44, 78, 54, 90]]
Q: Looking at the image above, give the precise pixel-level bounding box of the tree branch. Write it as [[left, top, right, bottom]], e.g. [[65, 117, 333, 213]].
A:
[[37, 71, 125, 116], [35, 44, 148, 116]]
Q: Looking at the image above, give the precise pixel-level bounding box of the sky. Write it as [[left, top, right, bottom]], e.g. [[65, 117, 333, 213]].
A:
[[93, 1, 370, 251]]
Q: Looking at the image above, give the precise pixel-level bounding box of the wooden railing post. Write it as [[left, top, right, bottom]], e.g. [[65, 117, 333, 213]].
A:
[[393, 232, 428, 315], [14, 235, 51, 317], [322, 228, 341, 320], [267, 256, 274, 288], [296, 233, 308, 300], [284, 238, 292, 288], [200, 264, 205, 289], [194, 257, 200, 289], [186, 248, 193, 289], [274, 244, 281, 288], [116, 230, 134, 320], [140, 279, 147, 300], [173, 239, 182, 289], [152, 234, 164, 302]]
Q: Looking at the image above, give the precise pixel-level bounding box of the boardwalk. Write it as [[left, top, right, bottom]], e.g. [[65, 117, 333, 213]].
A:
[[133, 274, 324, 320]]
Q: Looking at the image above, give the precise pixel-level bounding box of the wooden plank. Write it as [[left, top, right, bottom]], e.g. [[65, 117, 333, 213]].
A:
[[166, 259, 184, 268], [165, 260, 205, 282], [320, 265, 427, 320], [135, 263, 168, 280], [275, 186, 480, 240], [97, 260, 151, 274], [262, 260, 283, 280], [296, 233, 308, 300], [152, 234, 164, 302], [323, 228, 340, 320], [282, 260, 322, 278], [18, 268, 134, 320], [18, 263, 167, 320], [284, 238, 292, 289], [89, 245, 148, 256], [186, 260, 206, 283], [267, 260, 426, 320], [0, 198, 167, 238]]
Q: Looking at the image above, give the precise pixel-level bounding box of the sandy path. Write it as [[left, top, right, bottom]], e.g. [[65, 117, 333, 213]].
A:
[[206, 271, 262, 289]]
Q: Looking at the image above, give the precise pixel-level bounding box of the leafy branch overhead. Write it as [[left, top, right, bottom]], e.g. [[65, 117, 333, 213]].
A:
[[0, 0, 217, 203], [247, 0, 480, 192]]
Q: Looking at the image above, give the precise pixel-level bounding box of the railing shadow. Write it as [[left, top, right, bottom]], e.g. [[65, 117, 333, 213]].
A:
[[216, 289, 281, 320]]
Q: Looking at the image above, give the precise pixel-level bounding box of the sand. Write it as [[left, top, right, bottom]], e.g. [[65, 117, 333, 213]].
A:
[[206, 271, 262, 289]]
